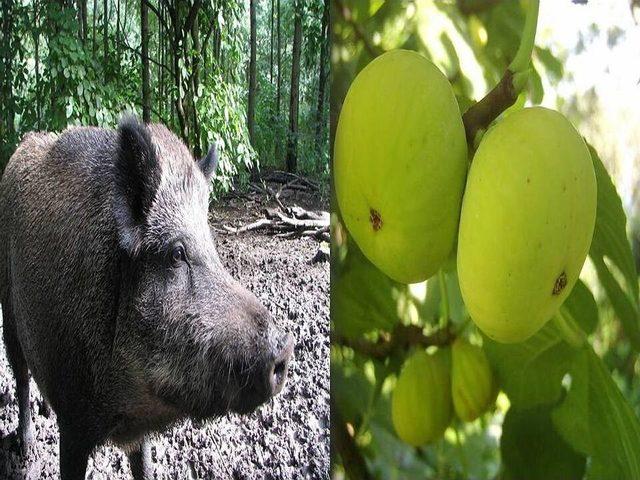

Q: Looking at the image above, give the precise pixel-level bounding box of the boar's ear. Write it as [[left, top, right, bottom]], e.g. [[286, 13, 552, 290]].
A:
[[198, 145, 218, 181], [113, 115, 161, 255]]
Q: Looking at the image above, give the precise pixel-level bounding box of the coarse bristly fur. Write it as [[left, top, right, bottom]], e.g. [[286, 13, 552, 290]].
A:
[[0, 116, 293, 480]]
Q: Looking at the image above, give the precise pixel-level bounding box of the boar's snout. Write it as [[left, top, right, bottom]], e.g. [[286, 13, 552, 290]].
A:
[[265, 331, 294, 397]]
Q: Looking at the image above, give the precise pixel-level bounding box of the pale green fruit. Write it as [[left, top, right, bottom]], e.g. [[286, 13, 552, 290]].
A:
[[458, 107, 597, 343], [391, 349, 452, 446], [334, 49, 468, 284], [451, 338, 494, 422]]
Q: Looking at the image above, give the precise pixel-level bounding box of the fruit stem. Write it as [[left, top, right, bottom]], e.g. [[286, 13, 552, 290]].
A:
[[462, 0, 540, 146], [508, 0, 540, 74], [552, 308, 587, 348], [439, 269, 450, 327]]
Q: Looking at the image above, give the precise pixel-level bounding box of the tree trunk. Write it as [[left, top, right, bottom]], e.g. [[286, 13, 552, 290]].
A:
[[116, 0, 120, 62], [103, 0, 108, 75], [274, 0, 282, 164], [170, 3, 188, 143], [247, 0, 257, 148], [141, 0, 150, 122], [34, 0, 41, 127], [1, 0, 15, 164], [276, 0, 281, 116], [92, 0, 97, 53], [270, 0, 274, 83], [190, 13, 201, 156], [314, 0, 329, 164], [286, 4, 302, 173], [77, 0, 87, 41]]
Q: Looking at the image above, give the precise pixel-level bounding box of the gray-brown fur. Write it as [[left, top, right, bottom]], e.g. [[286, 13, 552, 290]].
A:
[[0, 117, 293, 480]]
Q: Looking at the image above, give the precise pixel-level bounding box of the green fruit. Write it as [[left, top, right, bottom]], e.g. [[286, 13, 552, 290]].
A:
[[451, 338, 494, 422], [334, 49, 468, 284], [458, 107, 597, 343], [392, 349, 452, 446]]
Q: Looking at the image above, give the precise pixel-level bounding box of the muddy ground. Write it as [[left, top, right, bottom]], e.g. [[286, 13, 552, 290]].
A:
[[0, 183, 330, 479]]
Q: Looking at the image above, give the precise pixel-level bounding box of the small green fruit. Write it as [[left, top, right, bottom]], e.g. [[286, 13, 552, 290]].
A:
[[334, 49, 468, 283], [458, 107, 597, 343], [392, 349, 452, 446], [451, 338, 494, 422]]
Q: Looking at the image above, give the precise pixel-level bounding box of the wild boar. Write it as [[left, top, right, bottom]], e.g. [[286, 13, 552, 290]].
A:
[[0, 116, 293, 479]]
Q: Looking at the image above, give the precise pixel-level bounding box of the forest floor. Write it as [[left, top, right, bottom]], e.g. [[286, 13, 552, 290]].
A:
[[0, 177, 330, 479]]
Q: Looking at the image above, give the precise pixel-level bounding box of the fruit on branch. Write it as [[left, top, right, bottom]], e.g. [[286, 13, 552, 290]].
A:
[[334, 49, 468, 284], [451, 338, 495, 422], [392, 348, 452, 446], [457, 107, 597, 343]]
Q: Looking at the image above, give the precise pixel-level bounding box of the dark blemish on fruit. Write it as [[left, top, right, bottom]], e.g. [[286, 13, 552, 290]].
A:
[[552, 271, 567, 295], [370, 208, 383, 232], [526, 177, 531, 184]]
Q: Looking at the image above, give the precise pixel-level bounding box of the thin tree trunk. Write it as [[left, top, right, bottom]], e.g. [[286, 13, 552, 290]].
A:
[[34, 0, 41, 128], [286, 4, 302, 173], [92, 0, 97, 53], [314, 0, 329, 163], [116, 0, 120, 62], [276, 0, 281, 116], [190, 13, 201, 155], [1, 0, 16, 158], [274, 0, 282, 164], [270, 0, 274, 83], [77, 0, 87, 41], [247, 0, 257, 147], [170, 4, 188, 142], [103, 0, 108, 75], [141, 0, 150, 122]]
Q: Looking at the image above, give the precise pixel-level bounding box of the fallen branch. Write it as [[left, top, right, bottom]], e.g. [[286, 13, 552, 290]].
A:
[[222, 203, 329, 242], [222, 218, 272, 234]]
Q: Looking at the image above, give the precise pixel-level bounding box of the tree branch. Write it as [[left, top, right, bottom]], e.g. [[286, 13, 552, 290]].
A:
[[461, 0, 539, 146], [462, 70, 517, 145], [334, 0, 383, 58], [335, 324, 455, 360]]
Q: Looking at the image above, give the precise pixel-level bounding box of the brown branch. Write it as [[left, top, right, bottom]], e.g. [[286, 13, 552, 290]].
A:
[[335, 324, 455, 360], [334, 0, 383, 58], [462, 70, 518, 146], [331, 399, 372, 480]]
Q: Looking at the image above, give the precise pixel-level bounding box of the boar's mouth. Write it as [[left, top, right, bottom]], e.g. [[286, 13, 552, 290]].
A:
[[150, 364, 276, 420]]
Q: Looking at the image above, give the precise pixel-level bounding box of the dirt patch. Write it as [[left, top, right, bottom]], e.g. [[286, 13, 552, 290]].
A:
[[0, 189, 330, 479]]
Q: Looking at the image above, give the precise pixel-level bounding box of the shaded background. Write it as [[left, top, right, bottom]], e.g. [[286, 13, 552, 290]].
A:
[[331, 0, 640, 478]]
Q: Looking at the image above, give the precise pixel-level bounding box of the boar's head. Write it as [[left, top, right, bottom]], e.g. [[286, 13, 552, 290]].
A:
[[111, 116, 293, 420]]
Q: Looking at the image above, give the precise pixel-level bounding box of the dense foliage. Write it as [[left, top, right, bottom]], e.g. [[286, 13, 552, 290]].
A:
[[331, 1, 640, 479], [0, 0, 329, 191]]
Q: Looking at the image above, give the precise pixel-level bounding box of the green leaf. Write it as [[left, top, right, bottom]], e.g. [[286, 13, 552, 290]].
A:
[[484, 321, 575, 409], [552, 347, 640, 479], [501, 405, 586, 480], [332, 247, 403, 338], [561, 279, 598, 335], [588, 145, 640, 348]]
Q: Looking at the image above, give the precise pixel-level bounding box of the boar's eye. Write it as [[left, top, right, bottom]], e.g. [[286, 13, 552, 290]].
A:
[[170, 244, 187, 267]]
